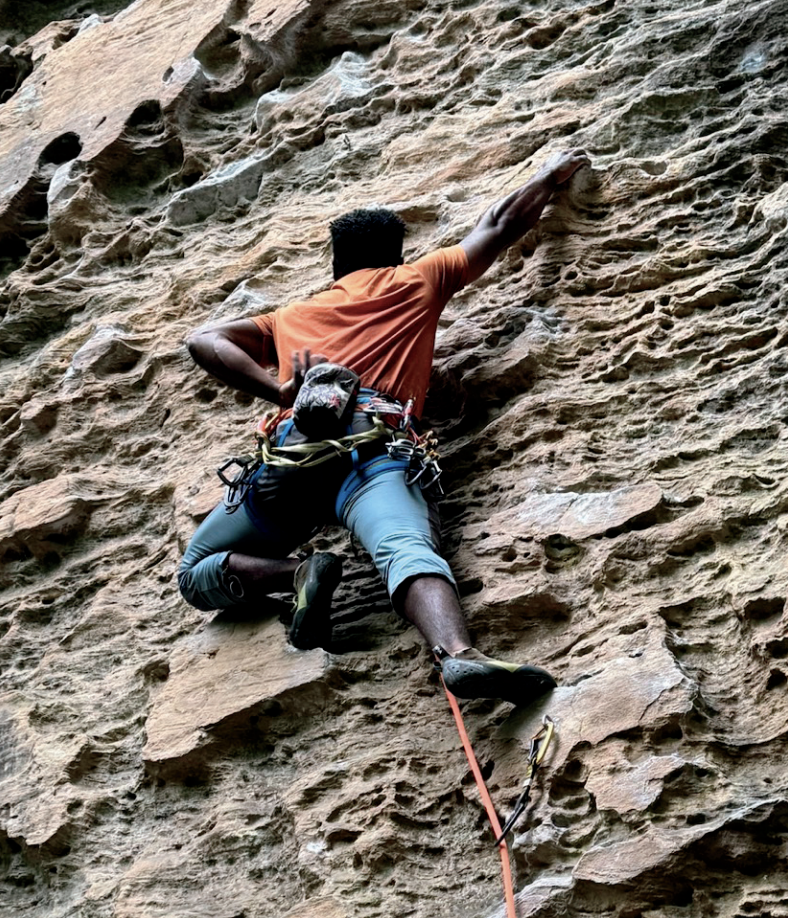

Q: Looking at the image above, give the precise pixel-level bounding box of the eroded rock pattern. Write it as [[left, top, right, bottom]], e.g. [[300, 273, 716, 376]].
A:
[[1, 0, 787, 915]]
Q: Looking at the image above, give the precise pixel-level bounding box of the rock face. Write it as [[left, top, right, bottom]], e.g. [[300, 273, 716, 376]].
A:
[[2, 0, 788, 916]]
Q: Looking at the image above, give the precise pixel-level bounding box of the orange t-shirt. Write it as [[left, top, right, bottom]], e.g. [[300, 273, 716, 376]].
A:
[[250, 246, 469, 418]]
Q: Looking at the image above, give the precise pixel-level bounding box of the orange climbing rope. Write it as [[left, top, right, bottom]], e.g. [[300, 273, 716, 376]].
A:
[[439, 675, 556, 918], [439, 675, 518, 918]]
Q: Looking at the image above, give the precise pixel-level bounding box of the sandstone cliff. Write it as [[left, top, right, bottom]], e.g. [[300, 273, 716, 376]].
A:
[[1, 1, 787, 916]]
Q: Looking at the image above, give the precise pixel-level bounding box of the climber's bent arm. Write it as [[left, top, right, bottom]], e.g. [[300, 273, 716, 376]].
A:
[[185, 319, 284, 405]]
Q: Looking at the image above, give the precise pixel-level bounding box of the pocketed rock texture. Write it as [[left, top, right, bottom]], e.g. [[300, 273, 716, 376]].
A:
[[1, 0, 788, 915]]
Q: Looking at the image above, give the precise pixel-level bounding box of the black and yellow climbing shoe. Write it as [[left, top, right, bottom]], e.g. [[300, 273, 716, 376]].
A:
[[289, 552, 342, 650], [437, 647, 556, 706]]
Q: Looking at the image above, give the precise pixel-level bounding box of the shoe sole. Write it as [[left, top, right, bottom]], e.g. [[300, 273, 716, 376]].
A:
[[442, 658, 557, 706], [289, 554, 342, 650]]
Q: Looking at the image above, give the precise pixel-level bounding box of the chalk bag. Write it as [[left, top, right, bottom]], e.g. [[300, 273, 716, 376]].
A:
[[292, 363, 360, 441]]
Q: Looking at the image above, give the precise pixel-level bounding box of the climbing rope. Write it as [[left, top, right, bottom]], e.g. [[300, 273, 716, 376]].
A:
[[257, 414, 392, 469], [438, 670, 555, 918]]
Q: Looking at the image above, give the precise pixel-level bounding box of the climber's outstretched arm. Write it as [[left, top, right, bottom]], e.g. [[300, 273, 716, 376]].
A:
[[460, 148, 590, 284]]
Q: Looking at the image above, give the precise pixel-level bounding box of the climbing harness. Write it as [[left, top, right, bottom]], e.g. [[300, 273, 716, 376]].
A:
[[495, 716, 555, 845], [435, 650, 556, 918], [216, 392, 447, 510], [216, 409, 388, 511]]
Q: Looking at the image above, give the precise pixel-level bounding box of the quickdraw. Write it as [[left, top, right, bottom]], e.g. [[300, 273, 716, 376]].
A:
[[216, 409, 286, 512], [495, 715, 555, 845], [386, 431, 444, 500], [384, 397, 445, 499], [217, 455, 260, 512]]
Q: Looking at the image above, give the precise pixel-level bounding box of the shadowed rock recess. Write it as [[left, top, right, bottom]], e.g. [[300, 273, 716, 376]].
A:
[[1, 0, 787, 915]]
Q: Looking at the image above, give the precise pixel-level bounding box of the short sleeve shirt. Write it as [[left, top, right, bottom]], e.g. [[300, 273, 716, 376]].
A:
[[251, 245, 469, 418]]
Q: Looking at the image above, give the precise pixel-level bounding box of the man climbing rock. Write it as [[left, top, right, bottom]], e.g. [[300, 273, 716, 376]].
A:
[[179, 149, 590, 705]]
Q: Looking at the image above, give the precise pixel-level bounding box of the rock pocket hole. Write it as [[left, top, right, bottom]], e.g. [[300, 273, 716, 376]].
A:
[[543, 534, 582, 563], [743, 596, 784, 625], [496, 7, 523, 21], [127, 99, 163, 130], [765, 638, 788, 660], [0, 47, 33, 103], [39, 132, 83, 166]]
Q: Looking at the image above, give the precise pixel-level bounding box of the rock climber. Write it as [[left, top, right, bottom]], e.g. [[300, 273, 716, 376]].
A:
[[178, 149, 590, 704]]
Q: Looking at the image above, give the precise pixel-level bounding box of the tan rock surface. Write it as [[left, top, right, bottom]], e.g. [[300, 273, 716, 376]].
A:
[[143, 618, 331, 766], [2, 0, 788, 916]]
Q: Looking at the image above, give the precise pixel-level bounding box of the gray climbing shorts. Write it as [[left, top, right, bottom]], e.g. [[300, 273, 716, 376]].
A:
[[177, 464, 454, 612]]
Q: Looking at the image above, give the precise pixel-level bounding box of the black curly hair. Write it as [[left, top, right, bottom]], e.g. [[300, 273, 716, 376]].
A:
[[330, 208, 406, 280]]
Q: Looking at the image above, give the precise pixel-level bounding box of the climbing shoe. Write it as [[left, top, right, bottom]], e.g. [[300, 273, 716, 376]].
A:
[[437, 647, 557, 706], [289, 552, 342, 650]]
